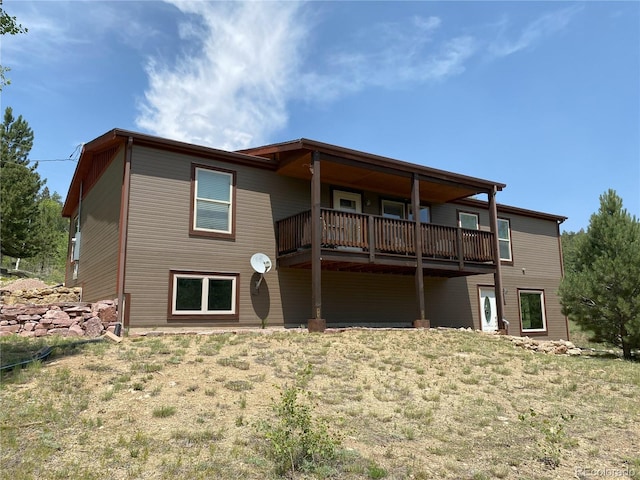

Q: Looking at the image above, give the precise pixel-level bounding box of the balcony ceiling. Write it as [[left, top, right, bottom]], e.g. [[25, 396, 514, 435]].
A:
[[276, 150, 484, 204], [240, 139, 504, 204]]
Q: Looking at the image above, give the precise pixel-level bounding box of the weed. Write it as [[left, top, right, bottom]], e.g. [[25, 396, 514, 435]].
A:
[[204, 388, 216, 397], [256, 365, 340, 475], [519, 408, 575, 468], [217, 357, 250, 370], [153, 406, 177, 418], [368, 462, 388, 479], [224, 380, 253, 392]]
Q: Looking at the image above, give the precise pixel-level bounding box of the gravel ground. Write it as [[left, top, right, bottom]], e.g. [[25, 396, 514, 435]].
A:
[[0, 278, 49, 292]]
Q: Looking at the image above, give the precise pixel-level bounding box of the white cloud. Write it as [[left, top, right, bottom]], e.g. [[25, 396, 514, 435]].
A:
[[3, 1, 162, 67], [489, 5, 583, 57], [136, 7, 481, 149], [297, 15, 476, 103], [136, 1, 307, 150]]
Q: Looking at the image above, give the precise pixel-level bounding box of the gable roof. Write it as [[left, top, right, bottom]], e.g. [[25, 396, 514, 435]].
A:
[[62, 129, 278, 217]]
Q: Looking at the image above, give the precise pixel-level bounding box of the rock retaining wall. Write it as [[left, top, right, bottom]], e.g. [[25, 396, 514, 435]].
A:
[[0, 286, 82, 305], [0, 300, 119, 338]]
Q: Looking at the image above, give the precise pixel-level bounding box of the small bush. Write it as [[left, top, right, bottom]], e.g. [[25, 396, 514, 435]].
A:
[[256, 365, 340, 475], [153, 406, 176, 418]]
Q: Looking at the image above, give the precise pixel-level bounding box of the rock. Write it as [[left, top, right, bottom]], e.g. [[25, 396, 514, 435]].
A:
[[567, 348, 582, 356], [64, 306, 92, 314], [553, 345, 568, 355], [47, 327, 70, 336], [43, 310, 73, 327], [23, 322, 36, 332], [19, 331, 36, 337], [0, 324, 20, 333], [96, 305, 117, 324], [68, 324, 84, 336], [23, 306, 48, 316], [34, 328, 49, 337], [84, 317, 104, 337]]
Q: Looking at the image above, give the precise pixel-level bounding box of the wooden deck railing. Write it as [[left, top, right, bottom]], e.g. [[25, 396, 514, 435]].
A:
[[276, 209, 495, 265]]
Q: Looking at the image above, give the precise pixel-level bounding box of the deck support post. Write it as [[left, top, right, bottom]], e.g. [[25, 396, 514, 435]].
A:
[[309, 150, 326, 332], [489, 186, 506, 332], [411, 175, 428, 328]]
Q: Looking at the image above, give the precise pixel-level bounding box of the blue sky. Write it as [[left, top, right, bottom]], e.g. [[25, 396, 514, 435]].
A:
[[2, 1, 638, 232]]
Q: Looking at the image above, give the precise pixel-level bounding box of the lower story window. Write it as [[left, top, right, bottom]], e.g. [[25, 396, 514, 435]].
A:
[[170, 271, 238, 319], [519, 289, 546, 333]]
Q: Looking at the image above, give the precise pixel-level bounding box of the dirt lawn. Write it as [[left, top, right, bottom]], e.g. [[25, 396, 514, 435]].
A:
[[1, 328, 639, 479]]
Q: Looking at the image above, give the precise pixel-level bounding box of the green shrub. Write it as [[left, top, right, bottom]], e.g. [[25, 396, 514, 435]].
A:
[[257, 366, 340, 475]]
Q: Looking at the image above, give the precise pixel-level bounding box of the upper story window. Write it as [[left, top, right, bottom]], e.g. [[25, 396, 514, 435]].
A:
[[409, 205, 431, 223], [381, 199, 430, 223], [498, 218, 512, 262], [458, 211, 479, 230], [191, 165, 236, 239], [381, 200, 405, 219]]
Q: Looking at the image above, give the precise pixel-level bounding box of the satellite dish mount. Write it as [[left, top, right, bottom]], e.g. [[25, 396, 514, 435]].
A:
[[250, 253, 272, 292]]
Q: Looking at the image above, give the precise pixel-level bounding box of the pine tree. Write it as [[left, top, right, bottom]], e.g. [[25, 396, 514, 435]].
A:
[[1, 7, 28, 90], [0, 107, 43, 259], [559, 190, 640, 359]]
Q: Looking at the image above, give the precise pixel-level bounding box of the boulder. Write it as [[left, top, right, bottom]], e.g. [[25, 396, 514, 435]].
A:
[[84, 317, 104, 337]]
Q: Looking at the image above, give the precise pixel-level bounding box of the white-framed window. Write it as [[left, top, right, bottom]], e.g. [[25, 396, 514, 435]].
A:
[[458, 211, 479, 230], [381, 199, 405, 219], [498, 218, 512, 261], [333, 190, 362, 213], [519, 290, 547, 333], [170, 271, 238, 318], [408, 205, 431, 223], [192, 166, 235, 235]]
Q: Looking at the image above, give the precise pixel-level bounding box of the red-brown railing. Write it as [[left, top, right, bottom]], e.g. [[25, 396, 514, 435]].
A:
[[276, 210, 311, 253], [276, 209, 495, 265], [373, 216, 415, 254]]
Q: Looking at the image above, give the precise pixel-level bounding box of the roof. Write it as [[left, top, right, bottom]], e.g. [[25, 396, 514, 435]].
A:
[[62, 129, 278, 217], [239, 138, 507, 193], [63, 130, 561, 222], [456, 197, 567, 223]]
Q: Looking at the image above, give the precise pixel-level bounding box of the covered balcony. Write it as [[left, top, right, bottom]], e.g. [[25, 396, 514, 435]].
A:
[[276, 209, 496, 277], [242, 138, 508, 330]]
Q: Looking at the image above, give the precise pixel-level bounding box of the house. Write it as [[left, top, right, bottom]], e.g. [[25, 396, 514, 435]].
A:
[[62, 129, 568, 339]]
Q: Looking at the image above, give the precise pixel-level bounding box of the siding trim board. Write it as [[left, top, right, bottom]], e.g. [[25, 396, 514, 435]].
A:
[[117, 137, 133, 324]]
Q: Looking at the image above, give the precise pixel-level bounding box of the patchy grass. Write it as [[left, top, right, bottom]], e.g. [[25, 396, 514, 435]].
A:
[[1, 329, 639, 479]]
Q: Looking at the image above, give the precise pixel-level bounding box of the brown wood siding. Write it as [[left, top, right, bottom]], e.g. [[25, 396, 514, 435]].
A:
[[124, 146, 310, 328], [279, 269, 422, 327], [66, 150, 123, 302]]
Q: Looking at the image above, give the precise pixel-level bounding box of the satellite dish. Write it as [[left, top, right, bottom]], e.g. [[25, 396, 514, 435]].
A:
[[250, 253, 272, 291], [250, 253, 272, 274]]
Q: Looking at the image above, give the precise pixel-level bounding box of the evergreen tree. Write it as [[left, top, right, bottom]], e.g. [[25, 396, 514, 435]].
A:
[[0, 107, 43, 259], [559, 190, 640, 359], [32, 188, 69, 278], [1, 7, 28, 90]]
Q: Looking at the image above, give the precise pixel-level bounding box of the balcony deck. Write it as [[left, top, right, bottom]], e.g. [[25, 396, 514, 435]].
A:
[[276, 209, 496, 277]]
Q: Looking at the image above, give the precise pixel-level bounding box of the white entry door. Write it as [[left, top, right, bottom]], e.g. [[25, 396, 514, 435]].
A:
[[478, 287, 498, 332], [331, 190, 363, 250]]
